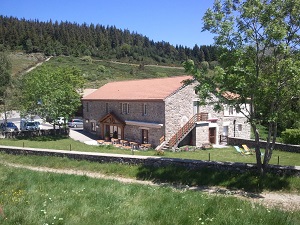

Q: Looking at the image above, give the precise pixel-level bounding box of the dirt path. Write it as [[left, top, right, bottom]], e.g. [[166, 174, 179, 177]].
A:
[[25, 56, 52, 73], [2, 162, 300, 211]]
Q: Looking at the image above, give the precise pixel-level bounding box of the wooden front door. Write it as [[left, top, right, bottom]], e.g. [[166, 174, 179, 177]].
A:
[[209, 127, 216, 144]]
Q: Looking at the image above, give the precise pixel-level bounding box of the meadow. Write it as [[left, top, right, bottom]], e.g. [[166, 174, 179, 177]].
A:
[[0, 136, 299, 167], [46, 56, 187, 88], [0, 157, 299, 225], [1, 136, 300, 224], [1, 136, 300, 194]]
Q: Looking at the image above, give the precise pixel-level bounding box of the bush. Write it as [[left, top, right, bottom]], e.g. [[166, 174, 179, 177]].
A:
[[281, 129, 300, 145]]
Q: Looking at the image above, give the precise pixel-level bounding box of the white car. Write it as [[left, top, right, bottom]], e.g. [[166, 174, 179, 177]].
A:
[[55, 117, 66, 125], [68, 119, 83, 128]]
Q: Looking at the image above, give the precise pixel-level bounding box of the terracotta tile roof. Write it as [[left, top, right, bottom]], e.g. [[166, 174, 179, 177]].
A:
[[82, 76, 192, 101]]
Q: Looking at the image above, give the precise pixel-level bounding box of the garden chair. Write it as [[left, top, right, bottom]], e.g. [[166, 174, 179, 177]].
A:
[[242, 144, 253, 153], [234, 146, 251, 155], [242, 144, 265, 156]]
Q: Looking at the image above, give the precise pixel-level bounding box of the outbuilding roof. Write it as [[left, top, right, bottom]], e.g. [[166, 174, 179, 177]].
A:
[[82, 76, 192, 101]]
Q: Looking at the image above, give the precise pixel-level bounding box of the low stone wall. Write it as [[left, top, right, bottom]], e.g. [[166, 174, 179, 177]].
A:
[[228, 137, 300, 153], [0, 145, 299, 177]]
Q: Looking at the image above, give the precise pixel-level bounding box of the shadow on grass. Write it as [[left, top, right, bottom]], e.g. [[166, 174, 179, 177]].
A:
[[136, 165, 291, 193]]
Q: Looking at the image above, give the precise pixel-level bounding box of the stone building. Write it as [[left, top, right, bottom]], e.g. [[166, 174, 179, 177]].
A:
[[81, 76, 251, 149]]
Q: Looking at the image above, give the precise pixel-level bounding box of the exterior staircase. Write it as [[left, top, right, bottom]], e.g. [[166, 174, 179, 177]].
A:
[[161, 113, 208, 150]]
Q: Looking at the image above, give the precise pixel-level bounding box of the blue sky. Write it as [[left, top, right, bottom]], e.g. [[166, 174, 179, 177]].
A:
[[0, 0, 215, 48]]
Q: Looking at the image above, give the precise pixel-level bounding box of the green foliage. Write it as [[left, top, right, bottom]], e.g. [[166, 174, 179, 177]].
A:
[[281, 129, 300, 145], [189, 0, 300, 173], [80, 56, 92, 64], [0, 52, 13, 116], [0, 52, 12, 98], [0, 15, 218, 65], [19, 65, 84, 120]]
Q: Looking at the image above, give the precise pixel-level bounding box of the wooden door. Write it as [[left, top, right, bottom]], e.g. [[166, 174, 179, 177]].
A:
[[209, 127, 216, 144]]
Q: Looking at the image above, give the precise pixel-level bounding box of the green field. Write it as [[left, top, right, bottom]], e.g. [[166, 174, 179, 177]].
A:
[[0, 157, 299, 225], [0, 136, 299, 167]]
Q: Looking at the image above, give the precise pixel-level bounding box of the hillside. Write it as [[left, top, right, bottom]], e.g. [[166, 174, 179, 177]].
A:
[[8, 52, 47, 76], [0, 15, 217, 66], [9, 52, 189, 88]]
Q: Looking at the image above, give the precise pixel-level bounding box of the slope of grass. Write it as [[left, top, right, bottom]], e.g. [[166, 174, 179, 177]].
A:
[[0, 163, 299, 225], [1, 153, 300, 194], [0, 137, 299, 167], [43, 56, 188, 88], [8, 52, 46, 76]]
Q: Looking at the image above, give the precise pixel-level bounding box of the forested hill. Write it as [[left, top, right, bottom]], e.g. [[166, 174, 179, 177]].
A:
[[0, 15, 217, 66]]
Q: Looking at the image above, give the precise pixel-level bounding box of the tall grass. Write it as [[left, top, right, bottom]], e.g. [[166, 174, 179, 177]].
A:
[[0, 164, 299, 225]]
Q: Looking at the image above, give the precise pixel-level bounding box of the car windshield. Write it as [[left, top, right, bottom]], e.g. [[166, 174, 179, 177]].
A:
[[26, 122, 36, 126]]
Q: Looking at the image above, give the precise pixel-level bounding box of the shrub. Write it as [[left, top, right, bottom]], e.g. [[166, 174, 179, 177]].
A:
[[281, 129, 300, 145], [154, 149, 164, 156]]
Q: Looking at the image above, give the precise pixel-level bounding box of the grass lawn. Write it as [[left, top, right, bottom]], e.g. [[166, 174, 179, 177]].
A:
[[0, 162, 299, 225], [0, 136, 299, 167]]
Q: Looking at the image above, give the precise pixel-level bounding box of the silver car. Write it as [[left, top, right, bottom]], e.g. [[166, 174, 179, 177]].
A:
[[68, 119, 83, 128]]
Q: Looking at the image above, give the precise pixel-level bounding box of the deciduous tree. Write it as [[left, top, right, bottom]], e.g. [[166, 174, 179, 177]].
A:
[[184, 0, 300, 174], [0, 52, 12, 122], [20, 65, 85, 127]]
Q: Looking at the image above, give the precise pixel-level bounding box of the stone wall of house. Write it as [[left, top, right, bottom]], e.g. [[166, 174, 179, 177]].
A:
[[164, 83, 251, 146], [124, 125, 163, 147], [195, 122, 210, 146], [83, 100, 165, 125], [1, 146, 299, 177], [198, 104, 251, 143], [164, 83, 198, 141], [83, 100, 165, 144]]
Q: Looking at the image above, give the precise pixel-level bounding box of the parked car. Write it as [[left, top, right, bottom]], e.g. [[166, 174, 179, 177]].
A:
[[34, 121, 41, 129], [23, 121, 40, 131], [68, 119, 83, 128], [55, 117, 67, 125], [0, 122, 19, 132]]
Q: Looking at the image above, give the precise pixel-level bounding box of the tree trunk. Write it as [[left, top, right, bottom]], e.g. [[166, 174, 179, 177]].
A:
[[252, 124, 264, 174]]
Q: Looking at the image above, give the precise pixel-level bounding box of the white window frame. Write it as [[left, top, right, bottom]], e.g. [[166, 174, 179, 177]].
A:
[[122, 103, 129, 114]]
